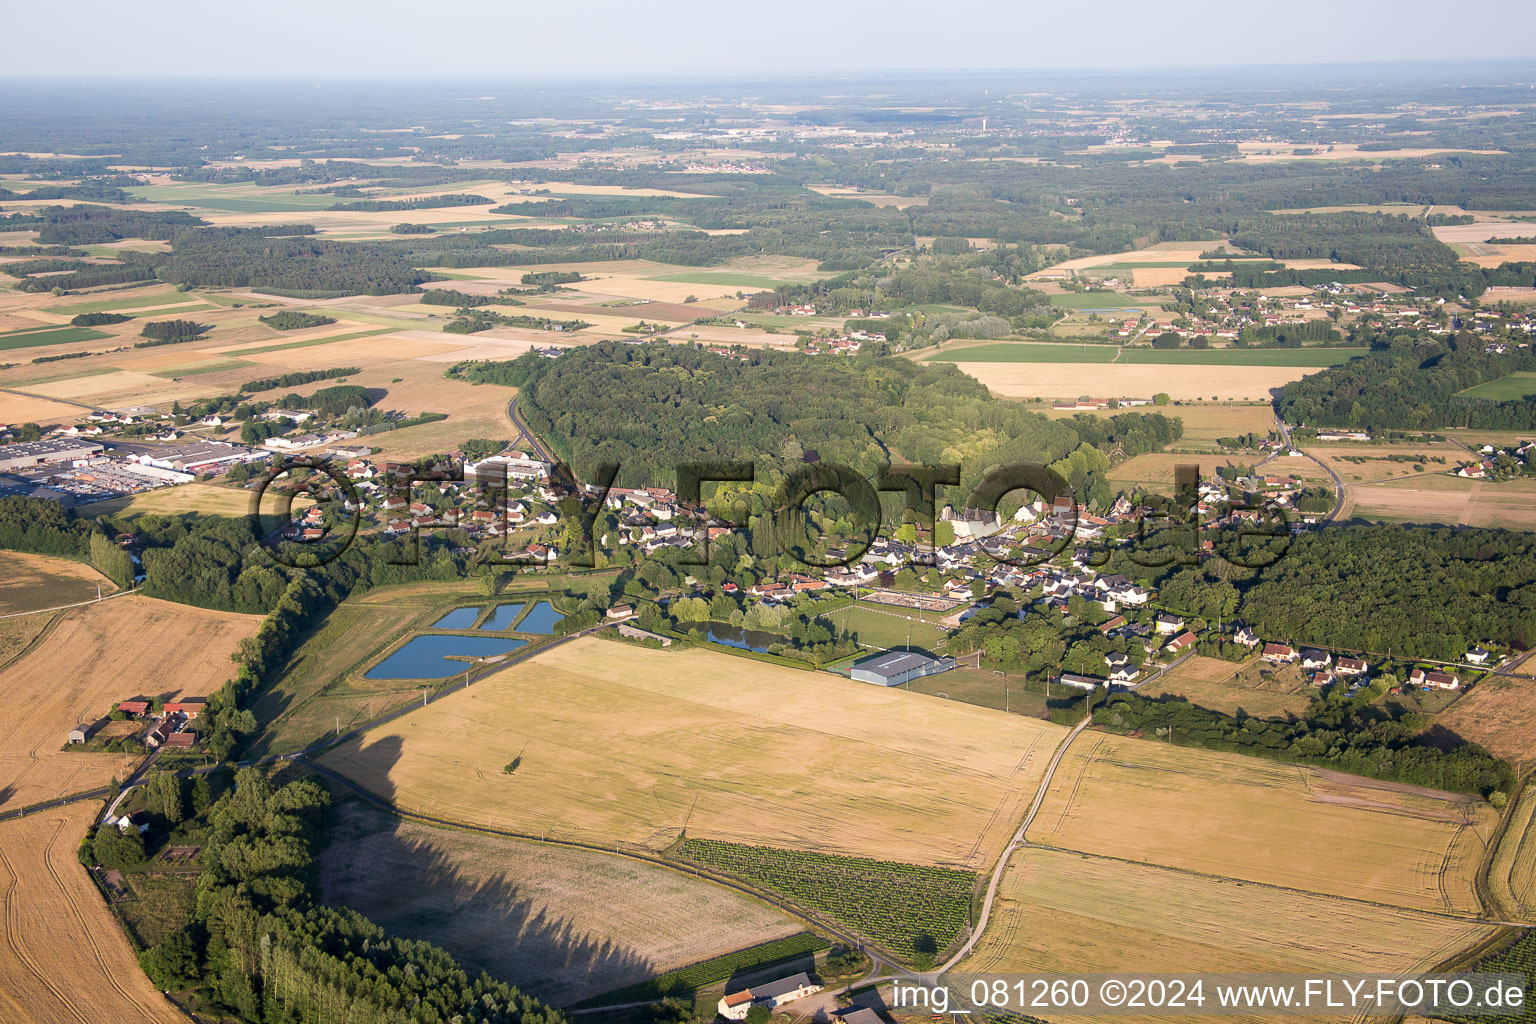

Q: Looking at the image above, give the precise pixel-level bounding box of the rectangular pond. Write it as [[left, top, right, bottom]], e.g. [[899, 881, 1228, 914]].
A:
[[478, 603, 525, 631], [365, 634, 527, 680], [515, 600, 565, 634], [431, 607, 482, 630]]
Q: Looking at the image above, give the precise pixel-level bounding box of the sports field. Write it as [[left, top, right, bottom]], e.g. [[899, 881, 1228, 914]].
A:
[[956, 847, 1500, 1024], [824, 599, 951, 651], [319, 795, 801, 1004], [0, 595, 260, 809], [1026, 731, 1494, 914], [0, 804, 188, 1024], [320, 637, 1068, 869]]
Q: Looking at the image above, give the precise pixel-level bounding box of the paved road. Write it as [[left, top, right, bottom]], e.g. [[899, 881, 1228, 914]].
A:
[[507, 395, 554, 464], [935, 710, 1094, 975], [1273, 415, 1347, 523]]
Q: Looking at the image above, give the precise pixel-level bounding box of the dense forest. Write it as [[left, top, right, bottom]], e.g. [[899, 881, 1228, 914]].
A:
[[1276, 332, 1536, 430], [125, 767, 565, 1024], [451, 343, 1179, 507]]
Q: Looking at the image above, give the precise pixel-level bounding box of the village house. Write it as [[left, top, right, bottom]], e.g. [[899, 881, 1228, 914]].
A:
[[1301, 649, 1332, 670], [1336, 657, 1369, 677], [1154, 612, 1185, 635], [1409, 668, 1461, 690], [1262, 643, 1298, 664], [1164, 630, 1197, 654]]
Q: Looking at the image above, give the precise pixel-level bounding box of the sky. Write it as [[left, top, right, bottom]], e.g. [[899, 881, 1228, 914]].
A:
[[5, 0, 1536, 79]]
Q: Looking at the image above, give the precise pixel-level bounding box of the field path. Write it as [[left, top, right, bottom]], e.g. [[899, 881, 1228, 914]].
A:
[[937, 710, 1093, 974]]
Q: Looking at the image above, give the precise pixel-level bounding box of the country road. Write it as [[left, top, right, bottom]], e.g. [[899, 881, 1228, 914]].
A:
[[1270, 414, 1347, 523], [935, 709, 1094, 975]]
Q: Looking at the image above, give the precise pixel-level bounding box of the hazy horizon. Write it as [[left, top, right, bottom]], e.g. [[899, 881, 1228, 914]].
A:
[[5, 0, 1535, 79]]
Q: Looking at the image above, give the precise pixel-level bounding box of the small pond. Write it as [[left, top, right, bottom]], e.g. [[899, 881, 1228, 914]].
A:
[[703, 622, 787, 653], [478, 603, 525, 631], [516, 600, 565, 634], [431, 607, 482, 630], [365, 634, 527, 680]]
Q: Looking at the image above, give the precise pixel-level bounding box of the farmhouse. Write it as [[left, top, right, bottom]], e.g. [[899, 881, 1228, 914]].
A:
[[717, 973, 823, 1020], [850, 650, 955, 687]]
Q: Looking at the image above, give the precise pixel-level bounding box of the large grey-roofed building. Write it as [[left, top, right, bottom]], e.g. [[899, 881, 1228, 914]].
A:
[[0, 438, 104, 473], [850, 650, 955, 687]]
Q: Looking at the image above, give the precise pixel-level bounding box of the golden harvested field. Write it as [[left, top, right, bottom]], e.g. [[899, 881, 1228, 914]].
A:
[[0, 596, 260, 810], [319, 796, 800, 1004], [1486, 784, 1536, 921], [956, 848, 1500, 1024], [82, 482, 257, 520], [0, 551, 115, 615], [1143, 656, 1314, 719], [1025, 241, 1211, 279], [0, 392, 89, 426], [1434, 674, 1536, 771], [950, 362, 1309, 402], [0, 804, 187, 1024], [1106, 452, 1246, 494], [1348, 475, 1536, 529], [321, 637, 1067, 869], [0, 616, 52, 671], [1026, 731, 1494, 914], [1312, 442, 1460, 484]]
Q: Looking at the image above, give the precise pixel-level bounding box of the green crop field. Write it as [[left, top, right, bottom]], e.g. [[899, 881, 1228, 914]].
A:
[[0, 325, 109, 351], [570, 932, 830, 1008], [673, 838, 977, 965], [1446, 929, 1535, 1023], [1459, 371, 1536, 401], [224, 327, 394, 356], [126, 184, 337, 212], [42, 292, 207, 316], [148, 358, 255, 378], [933, 343, 1367, 366]]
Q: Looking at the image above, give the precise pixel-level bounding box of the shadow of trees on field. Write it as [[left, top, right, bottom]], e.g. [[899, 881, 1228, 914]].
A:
[[315, 735, 653, 1006]]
